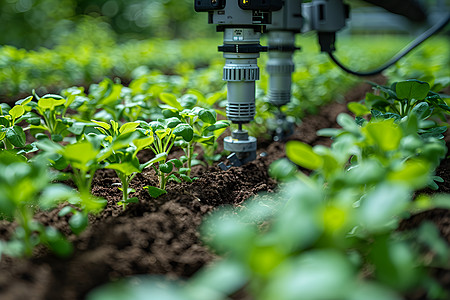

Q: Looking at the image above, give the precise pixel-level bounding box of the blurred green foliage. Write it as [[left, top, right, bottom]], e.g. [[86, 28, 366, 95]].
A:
[[0, 0, 212, 49]]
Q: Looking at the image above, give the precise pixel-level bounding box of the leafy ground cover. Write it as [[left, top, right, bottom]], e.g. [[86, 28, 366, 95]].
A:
[[0, 76, 449, 299]]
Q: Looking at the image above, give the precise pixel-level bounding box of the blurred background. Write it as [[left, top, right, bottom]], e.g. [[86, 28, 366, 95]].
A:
[[1, 0, 448, 49], [0, 0, 448, 98]]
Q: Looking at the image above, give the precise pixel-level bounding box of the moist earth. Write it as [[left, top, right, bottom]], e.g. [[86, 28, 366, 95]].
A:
[[0, 80, 449, 300]]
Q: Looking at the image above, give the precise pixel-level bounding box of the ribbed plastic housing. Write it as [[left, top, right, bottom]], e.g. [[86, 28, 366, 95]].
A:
[[223, 65, 260, 81], [226, 103, 256, 122]]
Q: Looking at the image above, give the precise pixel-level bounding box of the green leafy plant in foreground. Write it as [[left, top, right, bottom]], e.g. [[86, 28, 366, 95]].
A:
[[37, 137, 107, 234], [88, 93, 449, 300], [0, 152, 73, 258]]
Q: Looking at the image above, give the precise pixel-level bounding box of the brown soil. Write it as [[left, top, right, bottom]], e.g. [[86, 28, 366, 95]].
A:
[[0, 80, 449, 300]]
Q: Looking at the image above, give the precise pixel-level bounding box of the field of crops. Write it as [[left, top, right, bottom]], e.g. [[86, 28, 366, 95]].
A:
[[1, 3, 450, 299]]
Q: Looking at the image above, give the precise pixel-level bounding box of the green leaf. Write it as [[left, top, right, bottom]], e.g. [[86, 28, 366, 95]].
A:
[[119, 122, 139, 136], [106, 162, 140, 176], [160, 93, 183, 110], [286, 141, 323, 170], [173, 124, 194, 142], [165, 117, 182, 129], [144, 186, 167, 198], [142, 152, 168, 168], [133, 136, 154, 153], [180, 174, 193, 183], [43, 227, 73, 258], [159, 162, 173, 174], [347, 102, 370, 117], [9, 105, 25, 120], [69, 213, 89, 235], [199, 109, 216, 124], [61, 141, 99, 171], [411, 102, 431, 120], [269, 158, 297, 181], [396, 80, 430, 100], [168, 158, 183, 169], [6, 125, 26, 147], [362, 119, 402, 152], [337, 113, 360, 134], [358, 183, 410, 232], [38, 98, 66, 111], [205, 120, 230, 132], [179, 94, 198, 109]]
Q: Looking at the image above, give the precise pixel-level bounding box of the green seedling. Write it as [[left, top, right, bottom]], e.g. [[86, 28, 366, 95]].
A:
[[24, 92, 79, 142], [160, 92, 230, 173], [37, 138, 107, 234], [350, 79, 449, 140], [138, 118, 194, 196], [91, 119, 158, 209], [0, 97, 33, 151], [0, 152, 73, 258]]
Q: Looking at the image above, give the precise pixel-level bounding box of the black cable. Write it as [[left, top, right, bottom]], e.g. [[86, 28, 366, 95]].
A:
[[328, 13, 450, 77]]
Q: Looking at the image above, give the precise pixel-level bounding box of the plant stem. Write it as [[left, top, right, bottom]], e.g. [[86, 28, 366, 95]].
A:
[[187, 142, 194, 177]]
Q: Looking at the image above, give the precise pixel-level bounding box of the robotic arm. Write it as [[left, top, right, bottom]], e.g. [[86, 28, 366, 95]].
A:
[[195, 0, 449, 170]]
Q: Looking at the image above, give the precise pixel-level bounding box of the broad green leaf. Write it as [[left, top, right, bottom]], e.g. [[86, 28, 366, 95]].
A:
[[144, 186, 167, 198], [205, 120, 230, 132], [62, 141, 99, 171], [262, 250, 354, 300], [173, 124, 194, 142], [362, 119, 402, 152], [199, 109, 216, 124], [9, 105, 25, 120], [6, 125, 26, 147], [411, 102, 431, 120], [179, 94, 198, 109], [286, 141, 323, 170], [159, 162, 173, 174], [388, 159, 431, 189], [165, 117, 182, 129], [358, 183, 410, 232], [38, 98, 66, 111], [133, 136, 154, 153], [160, 93, 183, 110], [396, 80, 430, 100], [119, 122, 139, 135], [106, 162, 140, 176], [347, 102, 370, 117], [167, 158, 183, 169], [269, 158, 297, 181]]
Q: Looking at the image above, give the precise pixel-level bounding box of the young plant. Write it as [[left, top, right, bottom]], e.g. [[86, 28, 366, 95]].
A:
[[0, 97, 33, 150], [0, 152, 73, 258], [90, 119, 157, 209], [349, 79, 449, 139], [138, 118, 194, 197], [159, 92, 230, 174], [37, 138, 107, 234]]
